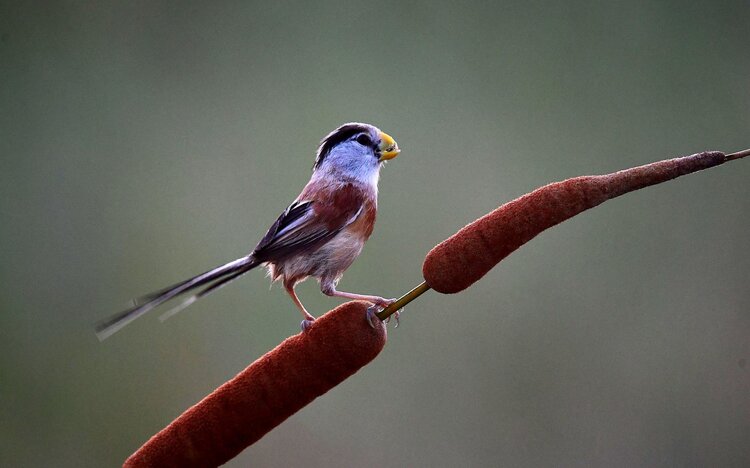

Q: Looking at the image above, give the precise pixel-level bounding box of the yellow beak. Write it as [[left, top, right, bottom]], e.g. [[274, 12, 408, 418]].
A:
[[378, 131, 400, 161]]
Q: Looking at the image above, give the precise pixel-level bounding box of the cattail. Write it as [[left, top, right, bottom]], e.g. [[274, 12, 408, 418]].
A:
[[124, 301, 386, 467], [421, 151, 730, 294]]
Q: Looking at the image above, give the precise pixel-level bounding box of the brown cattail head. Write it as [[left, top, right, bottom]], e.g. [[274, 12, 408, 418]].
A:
[[423, 151, 726, 294], [124, 301, 386, 468]]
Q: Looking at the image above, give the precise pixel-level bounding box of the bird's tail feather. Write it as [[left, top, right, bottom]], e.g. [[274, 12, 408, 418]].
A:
[[95, 256, 259, 341], [158, 265, 256, 322]]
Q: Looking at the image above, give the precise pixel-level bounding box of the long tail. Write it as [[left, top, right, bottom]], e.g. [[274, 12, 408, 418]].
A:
[[95, 256, 259, 341]]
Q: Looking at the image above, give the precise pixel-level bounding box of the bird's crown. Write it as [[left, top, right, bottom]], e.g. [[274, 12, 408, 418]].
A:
[[314, 122, 377, 170]]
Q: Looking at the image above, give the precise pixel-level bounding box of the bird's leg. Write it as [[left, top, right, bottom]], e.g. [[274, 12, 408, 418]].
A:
[[285, 283, 316, 332], [322, 286, 395, 307], [321, 284, 396, 328]]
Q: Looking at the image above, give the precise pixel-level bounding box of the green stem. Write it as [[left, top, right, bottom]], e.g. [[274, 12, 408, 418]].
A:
[[377, 281, 431, 320]]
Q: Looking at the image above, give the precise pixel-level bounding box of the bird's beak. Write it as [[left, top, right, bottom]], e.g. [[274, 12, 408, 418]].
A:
[[378, 131, 400, 161]]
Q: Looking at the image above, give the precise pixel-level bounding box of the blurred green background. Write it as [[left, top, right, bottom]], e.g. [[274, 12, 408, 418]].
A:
[[2, 1, 748, 466]]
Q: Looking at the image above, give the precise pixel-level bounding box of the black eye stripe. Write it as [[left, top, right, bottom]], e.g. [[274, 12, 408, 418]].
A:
[[356, 134, 373, 147], [314, 123, 375, 169]]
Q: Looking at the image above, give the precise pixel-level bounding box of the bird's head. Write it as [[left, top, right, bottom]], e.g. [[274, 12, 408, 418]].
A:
[[313, 123, 400, 185]]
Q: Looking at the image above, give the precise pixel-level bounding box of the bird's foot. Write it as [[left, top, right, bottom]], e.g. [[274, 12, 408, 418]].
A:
[[366, 305, 382, 329], [372, 296, 396, 308], [385, 309, 401, 328], [300, 317, 315, 332], [378, 298, 401, 327], [366, 299, 401, 329]]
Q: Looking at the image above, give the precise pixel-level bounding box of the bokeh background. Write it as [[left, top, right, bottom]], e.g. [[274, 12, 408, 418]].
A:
[[2, 1, 749, 466]]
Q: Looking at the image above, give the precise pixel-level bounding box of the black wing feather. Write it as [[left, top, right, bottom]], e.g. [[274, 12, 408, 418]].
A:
[[251, 200, 337, 261]]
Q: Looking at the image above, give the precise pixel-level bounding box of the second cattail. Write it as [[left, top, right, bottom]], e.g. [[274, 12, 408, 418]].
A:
[[421, 151, 728, 294]]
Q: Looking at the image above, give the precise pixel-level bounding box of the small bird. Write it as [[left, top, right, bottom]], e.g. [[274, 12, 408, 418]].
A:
[[95, 123, 400, 340]]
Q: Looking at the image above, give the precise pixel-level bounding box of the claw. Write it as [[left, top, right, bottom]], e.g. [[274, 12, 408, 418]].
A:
[[366, 305, 382, 329], [385, 309, 402, 328], [300, 318, 315, 332], [368, 302, 403, 329], [378, 297, 397, 308]]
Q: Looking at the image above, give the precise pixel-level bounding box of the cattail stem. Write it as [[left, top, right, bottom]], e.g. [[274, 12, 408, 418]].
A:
[[376, 281, 431, 320], [725, 148, 750, 161]]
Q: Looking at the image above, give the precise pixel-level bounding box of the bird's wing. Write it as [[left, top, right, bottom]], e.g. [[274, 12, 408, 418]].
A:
[[252, 185, 365, 261]]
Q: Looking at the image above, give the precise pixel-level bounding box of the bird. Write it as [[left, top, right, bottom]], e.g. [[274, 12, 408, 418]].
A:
[[95, 122, 400, 341]]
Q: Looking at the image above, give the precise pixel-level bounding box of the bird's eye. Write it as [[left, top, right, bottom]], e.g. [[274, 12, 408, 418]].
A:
[[356, 134, 373, 147]]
